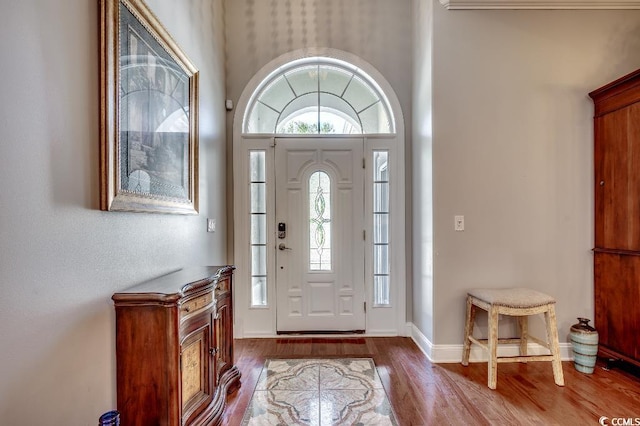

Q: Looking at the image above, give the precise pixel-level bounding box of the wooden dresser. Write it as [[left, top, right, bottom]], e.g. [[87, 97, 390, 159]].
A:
[[590, 69, 640, 368], [112, 266, 240, 425]]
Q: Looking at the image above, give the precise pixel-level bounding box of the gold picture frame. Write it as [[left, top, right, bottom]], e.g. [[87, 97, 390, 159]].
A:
[[100, 0, 199, 214]]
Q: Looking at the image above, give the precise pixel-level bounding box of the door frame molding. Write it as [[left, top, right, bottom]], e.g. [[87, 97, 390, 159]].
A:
[[232, 48, 406, 338]]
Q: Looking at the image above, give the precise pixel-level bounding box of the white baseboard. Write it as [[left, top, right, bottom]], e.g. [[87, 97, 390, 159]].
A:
[[409, 323, 573, 363], [238, 331, 400, 338], [410, 322, 435, 360], [404, 322, 413, 338]]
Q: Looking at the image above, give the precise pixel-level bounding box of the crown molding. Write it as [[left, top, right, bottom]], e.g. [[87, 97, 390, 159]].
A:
[[440, 0, 640, 9]]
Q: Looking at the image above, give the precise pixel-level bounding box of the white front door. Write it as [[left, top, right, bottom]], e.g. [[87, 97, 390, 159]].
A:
[[275, 137, 366, 332]]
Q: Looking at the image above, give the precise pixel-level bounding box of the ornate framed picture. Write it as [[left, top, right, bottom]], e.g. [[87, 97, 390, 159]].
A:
[[100, 0, 199, 214]]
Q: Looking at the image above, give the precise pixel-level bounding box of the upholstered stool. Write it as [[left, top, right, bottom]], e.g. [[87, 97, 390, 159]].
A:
[[461, 288, 564, 389]]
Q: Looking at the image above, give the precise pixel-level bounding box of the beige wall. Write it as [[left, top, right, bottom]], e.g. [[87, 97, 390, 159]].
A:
[[0, 0, 226, 424], [412, 3, 640, 345], [223, 0, 413, 113]]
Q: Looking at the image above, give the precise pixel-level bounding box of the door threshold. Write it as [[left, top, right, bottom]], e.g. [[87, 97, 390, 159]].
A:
[[277, 330, 365, 335]]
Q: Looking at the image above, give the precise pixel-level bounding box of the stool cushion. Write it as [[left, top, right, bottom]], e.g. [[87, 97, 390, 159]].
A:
[[468, 288, 555, 308]]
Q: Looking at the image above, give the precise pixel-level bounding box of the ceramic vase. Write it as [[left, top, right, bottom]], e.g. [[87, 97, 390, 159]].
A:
[[569, 317, 599, 374], [99, 410, 120, 426]]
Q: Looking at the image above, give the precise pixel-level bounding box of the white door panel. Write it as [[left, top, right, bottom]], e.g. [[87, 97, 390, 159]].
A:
[[275, 138, 365, 332]]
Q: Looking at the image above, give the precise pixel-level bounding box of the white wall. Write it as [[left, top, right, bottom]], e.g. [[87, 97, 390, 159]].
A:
[[412, 3, 640, 346], [0, 1, 227, 424]]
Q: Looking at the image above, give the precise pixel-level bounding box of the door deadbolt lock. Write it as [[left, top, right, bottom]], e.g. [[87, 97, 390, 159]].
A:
[[278, 222, 286, 239]]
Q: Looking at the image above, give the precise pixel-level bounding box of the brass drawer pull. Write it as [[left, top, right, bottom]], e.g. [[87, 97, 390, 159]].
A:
[[181, 293, 213, 317]]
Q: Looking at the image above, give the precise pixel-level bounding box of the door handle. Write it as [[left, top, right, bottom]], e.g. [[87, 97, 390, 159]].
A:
[[278, 243, 292, 251]]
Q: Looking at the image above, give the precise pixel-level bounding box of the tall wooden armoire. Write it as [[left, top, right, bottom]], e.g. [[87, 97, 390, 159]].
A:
[[590, 69, 640, 368]]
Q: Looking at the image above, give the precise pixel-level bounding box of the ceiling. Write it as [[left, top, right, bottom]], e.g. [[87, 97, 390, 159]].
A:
[[440, 0, 640, 9]]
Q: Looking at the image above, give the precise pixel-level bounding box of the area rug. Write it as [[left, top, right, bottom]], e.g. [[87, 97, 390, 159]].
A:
[[241, 358, 398, 425]]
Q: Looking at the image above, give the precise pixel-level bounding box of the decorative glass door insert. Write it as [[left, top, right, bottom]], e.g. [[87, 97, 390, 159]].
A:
[[309, 171, 332, 271]]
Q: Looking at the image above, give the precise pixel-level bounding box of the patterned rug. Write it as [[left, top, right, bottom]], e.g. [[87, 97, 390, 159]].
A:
[[241, 358, 398, 425]]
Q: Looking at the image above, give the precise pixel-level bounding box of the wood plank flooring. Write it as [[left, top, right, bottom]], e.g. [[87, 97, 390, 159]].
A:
[[223, 337, 640, 425]]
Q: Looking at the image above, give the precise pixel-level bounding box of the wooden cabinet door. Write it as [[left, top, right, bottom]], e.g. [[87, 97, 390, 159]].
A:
[[594, 252, 640, 361], [180, 315, 214, 425], [215, 277, 233, 380], [216, 299, 231, 379], [595, 103, 640, 251]]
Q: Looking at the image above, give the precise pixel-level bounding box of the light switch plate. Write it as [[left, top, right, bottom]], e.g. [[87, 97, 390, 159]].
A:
[[207, 218, 216, 232]]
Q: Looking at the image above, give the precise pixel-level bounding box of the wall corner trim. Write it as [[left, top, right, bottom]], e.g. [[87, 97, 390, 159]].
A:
[[409, 323, 435, 361]]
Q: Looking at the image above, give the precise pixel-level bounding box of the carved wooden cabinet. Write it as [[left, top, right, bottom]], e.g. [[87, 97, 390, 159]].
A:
[[590, 69, 640, 368], [112, 266, 240, 425]]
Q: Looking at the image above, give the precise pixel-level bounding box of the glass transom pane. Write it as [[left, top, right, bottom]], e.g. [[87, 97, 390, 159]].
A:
[[244, 58, 394, 134], [319, 66, 353, 96], [285, 65, 319, 96], [361, 102, 391, 134], [342, 75, 379, 113], [319, 94, 361, 134], [277, 93, 319, 134], [258, 75, 295, 112], [246, 102, 279, 133]]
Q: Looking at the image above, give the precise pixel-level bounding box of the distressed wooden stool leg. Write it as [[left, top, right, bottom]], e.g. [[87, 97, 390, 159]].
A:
[[488, 306, 499, 389], [462, 296, 475, 366], [518, 316, 528, 361], [545, 304, 565, 386]]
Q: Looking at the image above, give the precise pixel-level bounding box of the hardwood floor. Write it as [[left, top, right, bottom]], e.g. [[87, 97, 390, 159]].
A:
[[223, 337, 640, 425]]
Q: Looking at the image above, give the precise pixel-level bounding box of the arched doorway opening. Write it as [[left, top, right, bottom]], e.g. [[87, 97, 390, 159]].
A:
[[233, 48, 406, 337]]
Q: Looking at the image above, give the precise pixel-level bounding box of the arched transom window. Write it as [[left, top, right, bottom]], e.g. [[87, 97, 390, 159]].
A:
[[244, 58, 395, 134]]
